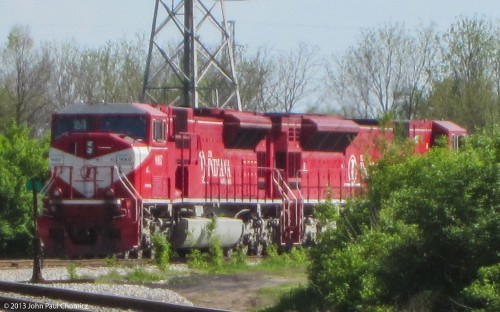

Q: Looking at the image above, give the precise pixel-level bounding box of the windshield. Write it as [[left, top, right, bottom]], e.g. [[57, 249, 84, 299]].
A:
[[53, 116, 92, 138], [53, 115, 147, 141], [100, 116, 147, 141]]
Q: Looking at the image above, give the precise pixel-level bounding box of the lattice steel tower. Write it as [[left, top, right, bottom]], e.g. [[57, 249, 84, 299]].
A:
[[141, 0, 242, 110]]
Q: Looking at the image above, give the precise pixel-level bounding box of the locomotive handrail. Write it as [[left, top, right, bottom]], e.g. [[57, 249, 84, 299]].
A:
[[39, 175, 55, 196], [112, 166, 142, 223], [272, 169, 293, 202]]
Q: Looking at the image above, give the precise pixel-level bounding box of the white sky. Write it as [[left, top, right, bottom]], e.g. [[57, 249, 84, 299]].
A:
[[1, 0, 499, 57], [1, 0, 500, 111]]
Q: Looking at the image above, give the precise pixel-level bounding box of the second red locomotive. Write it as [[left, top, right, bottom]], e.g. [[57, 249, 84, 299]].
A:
[[37, 103, 466, 258]]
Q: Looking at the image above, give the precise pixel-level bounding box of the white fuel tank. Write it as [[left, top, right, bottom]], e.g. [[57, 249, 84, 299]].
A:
[[170, 217, 243, 249]]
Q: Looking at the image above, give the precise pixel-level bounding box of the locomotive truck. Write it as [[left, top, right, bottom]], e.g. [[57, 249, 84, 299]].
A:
[[37, 103, 466, 258]]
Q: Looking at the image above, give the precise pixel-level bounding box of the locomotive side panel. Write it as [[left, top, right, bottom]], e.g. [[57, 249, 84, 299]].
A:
[[37, 103, 468, 258]]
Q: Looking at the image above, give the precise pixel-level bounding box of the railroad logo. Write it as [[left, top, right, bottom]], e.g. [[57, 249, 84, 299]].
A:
[[346, 154, 366, 186], [348, 154, 358, 183], [80, 165, 97, 181], [155, 154, 163, 166], [199, 150, 232, 185]]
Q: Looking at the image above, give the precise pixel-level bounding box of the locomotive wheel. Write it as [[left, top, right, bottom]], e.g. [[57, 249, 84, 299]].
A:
[[255, 243, 263, 256], [144, 247, 155, 259], [223, 247, 233, 258], [177, 249, 188, 258], [135, 249, 143, 259], [122, 250, 130, 259], [239, 243, 249, 256]]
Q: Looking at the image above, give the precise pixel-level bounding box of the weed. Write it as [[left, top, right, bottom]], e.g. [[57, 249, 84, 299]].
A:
[[208, 238, 224, 271], [105, 255, 118, 267], [187, 249, 209, 270], [124, 267, 164, 283], [258, 245, 310, 272], [228, 246, 248, 269], [96, 267, 165, 284], [67, 263, 78, 279], [151, 233, 170, 271], [95, 269, 122, 284]]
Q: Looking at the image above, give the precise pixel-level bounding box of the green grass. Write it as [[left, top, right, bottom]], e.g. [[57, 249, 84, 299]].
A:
[[257, 285, 327, 312], [255, 246, 309, 272], [254, 283, 309, 311], [95, 267, 167, 284]]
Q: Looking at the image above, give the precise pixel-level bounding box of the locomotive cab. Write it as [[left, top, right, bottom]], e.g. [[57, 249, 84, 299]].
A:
[[39, 103, 170, 258]]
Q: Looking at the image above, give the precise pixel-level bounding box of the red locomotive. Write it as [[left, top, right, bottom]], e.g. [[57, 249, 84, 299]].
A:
[[37, 103, 466, 258]]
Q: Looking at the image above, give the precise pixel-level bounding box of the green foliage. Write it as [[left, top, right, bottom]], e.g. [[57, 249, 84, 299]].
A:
[[95, 267, 165, 284], [228, 246, 248, 268], [105, 255, 118, 267], [259, 285, 327, 312], [0, 122, 48, 257], [187, 249, 210, 270], [151, 233, 170, 271], [186, 238, 226, 273], [208, 238, 224, 270], [123, 267, 164, 283], [67, 263, 79, 280], [462, 264, 500, 311], [259, 245, 309, 272], [309, 127, 500, 311]]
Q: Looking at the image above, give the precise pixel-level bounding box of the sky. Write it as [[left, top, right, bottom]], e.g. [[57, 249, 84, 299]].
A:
[[2, 0, 500, 58], [1, 0, 500, 112]]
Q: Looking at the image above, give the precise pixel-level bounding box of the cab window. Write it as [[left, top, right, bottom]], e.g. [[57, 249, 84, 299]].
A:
[[153, 120, 166, 142], [100, 116, 147, 141], [53, 116, 92, 138]]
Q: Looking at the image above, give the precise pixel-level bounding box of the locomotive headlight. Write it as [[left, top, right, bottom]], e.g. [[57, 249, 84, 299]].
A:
[[53, 187, 63, 198], [104, 187, 115, 199], [86, 140, 94, 156]]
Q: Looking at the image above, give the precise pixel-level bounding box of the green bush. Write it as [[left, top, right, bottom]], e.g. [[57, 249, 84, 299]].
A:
[[0, 122, 48, 257], [463, 264, 500, 311], [309, 127, 500, 311], [208, 237, 224, 271], [151, 233, 170, 270], [187, 249, 209, 270]]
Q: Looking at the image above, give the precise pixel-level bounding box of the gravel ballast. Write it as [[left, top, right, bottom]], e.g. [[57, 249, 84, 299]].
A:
[[0, 265, 193, 311]]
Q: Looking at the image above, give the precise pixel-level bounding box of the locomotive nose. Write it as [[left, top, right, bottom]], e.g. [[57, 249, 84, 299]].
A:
[[69, 226, 98, 245]]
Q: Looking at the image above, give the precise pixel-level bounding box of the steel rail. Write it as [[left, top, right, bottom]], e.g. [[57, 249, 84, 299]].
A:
[[0, 258, 151, 269], [0, 281, 233, 312]]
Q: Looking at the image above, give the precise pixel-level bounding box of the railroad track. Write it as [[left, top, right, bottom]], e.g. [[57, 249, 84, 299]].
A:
[[0, 259, 151, 270], [0, 281, 232, 312], [0, 255, 262, 270]]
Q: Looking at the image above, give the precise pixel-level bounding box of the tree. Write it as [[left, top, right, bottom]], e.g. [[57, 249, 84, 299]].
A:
[[425, 16, 498, 130], [268, 43, 319, 113], [0, 25, 53, 135], [324, 23, 438, 119], [75, 38, 146, 104], [237, 47, 274, 112], [0, 122, 48, 257], [49, 41, 81, 109]]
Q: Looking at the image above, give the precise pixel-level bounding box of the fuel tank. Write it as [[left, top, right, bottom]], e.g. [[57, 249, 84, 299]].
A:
[[171, 217, 243, 249]]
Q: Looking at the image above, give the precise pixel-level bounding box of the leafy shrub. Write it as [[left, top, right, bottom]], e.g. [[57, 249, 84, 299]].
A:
[[151, 233, 170, 270], [462, 264, 500, 311], [208, 237, 224, 271], [187, 249, 209, 270], [0, 122, 48, 257], [260, 245, 309, 272], [309, 128, 500, 311]]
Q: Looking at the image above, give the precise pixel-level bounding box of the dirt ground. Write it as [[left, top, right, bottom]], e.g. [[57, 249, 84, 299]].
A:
[[166, 270, 308, 311]]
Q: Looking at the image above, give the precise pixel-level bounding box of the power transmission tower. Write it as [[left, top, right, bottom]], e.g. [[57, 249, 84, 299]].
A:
[[141, 0, 242, 111]]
